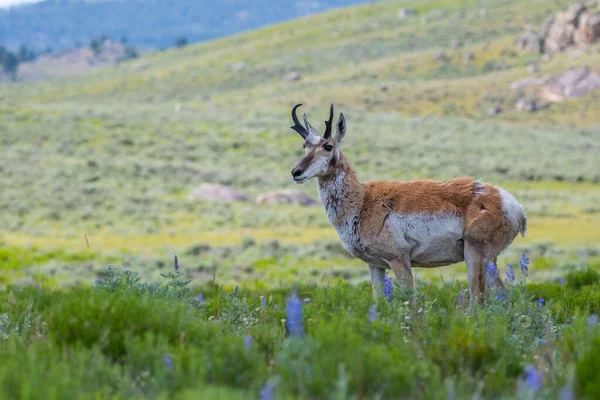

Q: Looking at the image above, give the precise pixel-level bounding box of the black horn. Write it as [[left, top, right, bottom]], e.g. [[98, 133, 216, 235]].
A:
[[322, 103, 334, 139], [290, 104, 309, 139]]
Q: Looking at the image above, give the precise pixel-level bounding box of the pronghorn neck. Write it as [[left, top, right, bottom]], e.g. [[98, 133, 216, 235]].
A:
[[317, 152, 364, 229]]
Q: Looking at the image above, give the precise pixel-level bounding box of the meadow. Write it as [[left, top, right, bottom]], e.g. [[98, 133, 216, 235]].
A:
[[0, 0, 599, 397], [2, 257, 600, 399]]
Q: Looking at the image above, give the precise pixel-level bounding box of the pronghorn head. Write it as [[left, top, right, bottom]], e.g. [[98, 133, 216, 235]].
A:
[[289, 103, 346, 184]]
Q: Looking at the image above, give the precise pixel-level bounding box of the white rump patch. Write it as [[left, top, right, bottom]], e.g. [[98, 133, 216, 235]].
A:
[[498, 187, 527, 237]]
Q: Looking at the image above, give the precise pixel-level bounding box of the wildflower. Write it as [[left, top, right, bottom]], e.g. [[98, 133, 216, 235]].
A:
[[244, 335, 253, 348], [560, 277, 565, 286], [486, 261, 497, 277], [457, 289, 465, 306], [197, 293, 204, 304], [259, 383, 274, 400], [519, 253, 529, 273], [173, 255, 179, 271], [537, 298, 545, 308], [588, 314, 598, 328], [163, 354, 174, 371], [285, 290, 304, 337], [368, 304, 377, 322], [383, 271, 393, 302], [496, 293, 504, 301], [505, 264, 515, 283], [524, 365, 543, 391], [559, 385, 574, 400], [260, 296, 267, 309]]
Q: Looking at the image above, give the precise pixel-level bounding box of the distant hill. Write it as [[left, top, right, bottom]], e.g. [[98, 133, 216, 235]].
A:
[[0, 0, 374, 51]]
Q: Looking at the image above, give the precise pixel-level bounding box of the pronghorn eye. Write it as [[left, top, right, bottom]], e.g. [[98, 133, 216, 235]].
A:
[[323, 144, 334, 152], [302, 143, 307, 149]]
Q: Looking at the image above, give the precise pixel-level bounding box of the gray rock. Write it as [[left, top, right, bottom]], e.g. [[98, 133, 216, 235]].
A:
[[487, 106, 502, 116], [528, 62, 541, 74], [256, 190, 318, 206], [540, 66, 600, 101], [516, 27, 543, 53], [434, 51, 449, 61], [515, 98, 538, 112], [189, 184, 250, 203], [463, 52, 476, 62], [284, 71, 301, 82], [510, 75, 552, 90], [398, 8, 416, 19]]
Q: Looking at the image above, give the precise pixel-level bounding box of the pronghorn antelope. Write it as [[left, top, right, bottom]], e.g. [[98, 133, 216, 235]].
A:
[[288, 104, 527, 301]]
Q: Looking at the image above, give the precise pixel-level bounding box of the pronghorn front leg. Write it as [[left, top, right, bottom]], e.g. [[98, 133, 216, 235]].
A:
[[384, 256, 414, 293], [368, 264, 386, 297]]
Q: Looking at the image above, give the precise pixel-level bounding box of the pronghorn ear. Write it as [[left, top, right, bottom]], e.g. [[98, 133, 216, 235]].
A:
[[335, 113, 346, 143]]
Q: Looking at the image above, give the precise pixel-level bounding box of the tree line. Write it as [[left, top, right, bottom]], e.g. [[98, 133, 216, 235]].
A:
[[0, 44, 35, 76]]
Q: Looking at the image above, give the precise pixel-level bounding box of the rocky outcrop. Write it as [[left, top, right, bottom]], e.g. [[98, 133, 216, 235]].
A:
[[517, 3, 600, 54]]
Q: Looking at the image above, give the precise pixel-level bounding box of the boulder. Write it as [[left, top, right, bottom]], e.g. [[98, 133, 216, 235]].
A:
[[487, 106, 502, 116], [189, 184, 250, 203], [540, 67, 600, 101], [398, 8, 416, 19], [510, 75, 552, 90], [515, 98, 538, 112], [516, 27, 543, 53], [283, 71, 301, 82], [256, 189, 318, 207]]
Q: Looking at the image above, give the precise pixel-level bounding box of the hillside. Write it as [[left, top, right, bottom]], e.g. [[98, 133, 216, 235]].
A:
[[0, 0, 599, 289], [0, 0, 374, 51]]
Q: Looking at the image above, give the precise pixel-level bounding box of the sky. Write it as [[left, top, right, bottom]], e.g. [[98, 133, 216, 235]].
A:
[[0, 0, 44, 8]]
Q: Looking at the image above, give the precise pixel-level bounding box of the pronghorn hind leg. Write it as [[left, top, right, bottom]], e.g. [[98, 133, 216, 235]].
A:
[[464, 241, 486, 303], [368, 264, 386, 298], [491, 256, 507, 292]]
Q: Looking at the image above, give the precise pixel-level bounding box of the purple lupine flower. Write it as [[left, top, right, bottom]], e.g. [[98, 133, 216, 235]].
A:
[[197, 293, 204, 304], [368, 304, 377, 322], [163, 354, 174, 371], [244, 335, 253, 348], [173, 255, 179, 271], [560, 277, 565, 286], [506, 264, 515, 283], [285, 291, 304, 337], [588, 314, 598, 328], [486, 261, 497, 277], [496, 293, 505, 301], [259, 383, 275, 400], [524, 366, 543, 391], [383, 271, 393, 302], [457, 288, 465, 306], [260, 296, 267, 309], [537, 298, 545, 309], [559, 385, 574, 400], [519, 253, 530, 273]]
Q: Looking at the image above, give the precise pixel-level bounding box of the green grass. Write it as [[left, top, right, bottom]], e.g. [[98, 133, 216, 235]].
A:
[[0, 261, 600, 398], [0, 0, 599, 287]]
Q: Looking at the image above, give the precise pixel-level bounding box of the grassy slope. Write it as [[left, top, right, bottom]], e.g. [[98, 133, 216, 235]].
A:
[[0, 0, 599, 287]]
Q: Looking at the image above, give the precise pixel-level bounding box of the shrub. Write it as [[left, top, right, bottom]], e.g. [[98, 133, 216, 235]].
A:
[[566, 268, 600, 290]]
